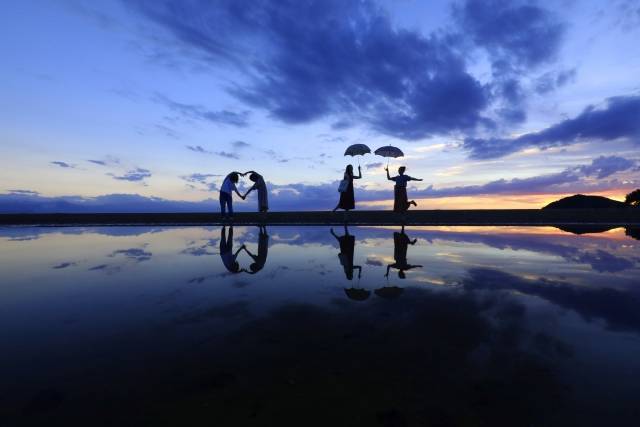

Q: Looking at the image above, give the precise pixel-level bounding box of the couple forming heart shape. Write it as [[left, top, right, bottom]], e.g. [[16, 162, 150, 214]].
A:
[[219, 170, 268, 218]]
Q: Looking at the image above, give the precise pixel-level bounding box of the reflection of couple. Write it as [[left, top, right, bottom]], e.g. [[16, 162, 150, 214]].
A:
[[219, 225, 269, 274], [219, 171, 268, 219]]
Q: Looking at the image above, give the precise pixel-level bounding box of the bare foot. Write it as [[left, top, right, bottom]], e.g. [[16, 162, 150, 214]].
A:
[[410, 200, 417, 207]]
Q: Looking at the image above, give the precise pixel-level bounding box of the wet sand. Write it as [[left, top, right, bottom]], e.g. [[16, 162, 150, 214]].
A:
[[1, 209, 639, 226]]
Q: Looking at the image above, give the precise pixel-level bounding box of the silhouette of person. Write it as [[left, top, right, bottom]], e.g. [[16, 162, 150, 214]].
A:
[[331, 226, 362, 280], [241, 225, 269, 274], [242, 171, 268, 212], [385, 166, 423, 212], [219, 172, 245, 219], [385, 225, 422, 279], [333, 164, 362, 212], [219, 226, 245, 273]]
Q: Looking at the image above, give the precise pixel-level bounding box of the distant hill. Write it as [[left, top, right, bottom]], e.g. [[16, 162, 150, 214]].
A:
[[543, 194, 627, 210]]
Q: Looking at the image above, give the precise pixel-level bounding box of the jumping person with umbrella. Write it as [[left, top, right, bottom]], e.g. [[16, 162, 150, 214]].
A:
[[385, 165, 423, 212]]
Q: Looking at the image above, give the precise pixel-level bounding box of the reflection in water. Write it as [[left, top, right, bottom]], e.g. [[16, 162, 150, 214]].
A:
[[241, 225, 269, 275], [219, 225, 244, 273], [1, 225, 640, 425], [385, 225, 422, 279], [331, 226, 362, 280]]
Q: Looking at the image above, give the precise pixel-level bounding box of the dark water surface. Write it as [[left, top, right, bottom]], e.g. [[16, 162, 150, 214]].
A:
[[1, 225, 639, 426]]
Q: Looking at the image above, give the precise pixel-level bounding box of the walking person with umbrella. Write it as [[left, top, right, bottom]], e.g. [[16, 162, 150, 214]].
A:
[[333, 144, 370, 212]]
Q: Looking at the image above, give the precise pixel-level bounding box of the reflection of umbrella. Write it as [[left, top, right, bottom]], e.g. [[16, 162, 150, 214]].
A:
[[374, 286, 404, 299], [374, 145, 404, 166], [344, 287, 371, 301], [344, 144, 371, 166]]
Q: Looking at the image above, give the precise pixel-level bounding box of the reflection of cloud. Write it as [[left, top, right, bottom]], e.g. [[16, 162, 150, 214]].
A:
[[52, 262, 76, 269], [464, 268, 640, 335], [109, 247, 152, 263]]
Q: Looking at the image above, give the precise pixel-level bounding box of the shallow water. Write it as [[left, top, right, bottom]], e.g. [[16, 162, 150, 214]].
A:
[[1, 225, 639, 426]]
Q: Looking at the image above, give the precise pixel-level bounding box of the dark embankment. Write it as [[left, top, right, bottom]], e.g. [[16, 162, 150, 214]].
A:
[[543, 194, 627, 209], [1, 209, 640, 226]]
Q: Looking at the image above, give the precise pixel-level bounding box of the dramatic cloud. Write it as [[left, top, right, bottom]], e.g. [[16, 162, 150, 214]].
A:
[[156, 94, 249, 127], [110, 168, 152, 182], [579, 155, 635, 179], [50, 161, 75, 168], [465, 95, 640, 158], [534, 68, 576, 94], [454, 0, 565, 69], [129, 0, 503, 140]]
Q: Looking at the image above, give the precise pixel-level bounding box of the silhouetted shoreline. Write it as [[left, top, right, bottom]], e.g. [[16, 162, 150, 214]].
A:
[[1, 209, 639, 226]]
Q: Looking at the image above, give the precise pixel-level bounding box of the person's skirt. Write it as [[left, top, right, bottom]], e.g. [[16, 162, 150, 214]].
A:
[[337, 181, 355, 210], [258, 188, 269, 212], [393, 186, 409, 212]]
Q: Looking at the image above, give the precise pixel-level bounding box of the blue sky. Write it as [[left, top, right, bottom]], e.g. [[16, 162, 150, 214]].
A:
[[1, 0, 639, 212]]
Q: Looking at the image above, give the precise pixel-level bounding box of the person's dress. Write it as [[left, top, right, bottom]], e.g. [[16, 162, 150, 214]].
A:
[[393, 231, 410, 269], [337, 234, 355, 280], [337, 173, 355, 210], [393, 186, 409, 212]]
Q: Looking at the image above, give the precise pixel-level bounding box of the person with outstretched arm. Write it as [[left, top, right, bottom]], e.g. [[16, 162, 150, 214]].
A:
[[219, 172, 245, 219], [385, 225, 422, 279], [219, 226, 246, 273], [385, 166, 423, 212], [242, 225, 269, 274]]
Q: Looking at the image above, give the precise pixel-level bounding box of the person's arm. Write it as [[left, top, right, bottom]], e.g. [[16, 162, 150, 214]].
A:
[[410, 238, 418, 245], [233, 184, 245, 199], [330, 228, 339, 239], [385, 166, 392, 180], [354, 165, 362, 179], [410, 176, 423, 181], [234, 244, 246, 258], [385, 264, 392, 277], [406, 264, 423, 270], [243, 247, 258, 261]]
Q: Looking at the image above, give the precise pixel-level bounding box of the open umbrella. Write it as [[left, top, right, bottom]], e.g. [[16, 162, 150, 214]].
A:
[[344, 287, 371, 301], [374, 145, 404, 167], [344, 144, 371, 166]]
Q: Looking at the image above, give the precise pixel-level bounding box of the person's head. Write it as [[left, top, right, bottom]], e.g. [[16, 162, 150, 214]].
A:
[[231, 261, 240, 272], [249, 172, 259, 182], [398, 270, 406, 279], [250, 262, 261, 273], [398, 166, 406, 175], [345, 164, 353, 175], [229, 172, 239, 183]]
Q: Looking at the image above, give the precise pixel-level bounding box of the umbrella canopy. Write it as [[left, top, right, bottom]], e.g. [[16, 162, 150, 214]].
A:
[[374, 146, 404, 158], [344, 287, 371, 301], [374, 286, 404, 299], [344, 144, 371, 157]]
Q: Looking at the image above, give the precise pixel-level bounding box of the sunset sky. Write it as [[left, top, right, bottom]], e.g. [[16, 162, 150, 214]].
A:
[[2, 0, 639, 212]]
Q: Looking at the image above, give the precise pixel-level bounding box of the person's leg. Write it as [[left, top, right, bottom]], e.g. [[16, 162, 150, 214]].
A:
[[227, 196, 233, 217], [220, 193, 227, 217]]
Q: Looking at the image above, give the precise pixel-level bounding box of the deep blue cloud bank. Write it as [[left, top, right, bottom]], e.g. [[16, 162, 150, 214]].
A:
[[464, 95, 640, 158], [2, 156, 635, 212], [128, 0, 566, 141]]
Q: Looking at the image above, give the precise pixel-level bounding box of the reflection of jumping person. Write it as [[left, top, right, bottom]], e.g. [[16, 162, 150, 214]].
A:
[[219, 226, 245, 273], [242, 226, 269, 274], [385, 166, 423, 212], [330, 226, 362, 280], [333, 165, 362, 212], [242, 171, 268, 213], [219, 172, 246, 220], [385, 225, 422, 279]]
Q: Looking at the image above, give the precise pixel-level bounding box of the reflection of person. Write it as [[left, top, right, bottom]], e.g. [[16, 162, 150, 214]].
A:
[[242, 171, 268, 213], [385, 166, 423, 212], [331, 226, 362, 280], [333, 164, 362, 212], [219, 226, 245, 273], [385, 225, 422, 279], [219, 172, 246, 219], [242, 226, 269, 274]]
